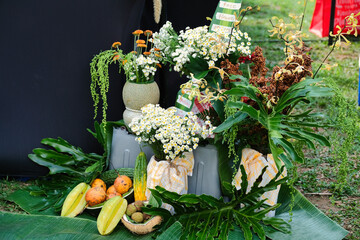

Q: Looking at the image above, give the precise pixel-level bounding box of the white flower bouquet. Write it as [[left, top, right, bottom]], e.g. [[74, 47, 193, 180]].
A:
[[129, 104, 214, 160], [152, 21, 252, 74]]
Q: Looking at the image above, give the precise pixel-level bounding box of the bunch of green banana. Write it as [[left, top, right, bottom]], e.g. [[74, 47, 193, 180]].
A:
[[61, 182, 90, 217], [97, 196, 128, 235]]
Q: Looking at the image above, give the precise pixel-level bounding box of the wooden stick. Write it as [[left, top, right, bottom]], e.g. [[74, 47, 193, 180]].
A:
[[304, 192, 333, 196]]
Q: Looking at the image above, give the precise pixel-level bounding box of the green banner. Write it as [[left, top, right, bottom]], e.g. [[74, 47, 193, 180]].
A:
[[209, 0, 243, 34]]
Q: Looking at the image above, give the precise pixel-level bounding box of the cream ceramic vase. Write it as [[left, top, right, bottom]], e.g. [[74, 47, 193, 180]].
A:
[[122, 81, 160, 125]]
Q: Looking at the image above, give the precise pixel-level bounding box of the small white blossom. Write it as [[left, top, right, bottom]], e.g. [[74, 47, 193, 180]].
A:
[[128, 104, 213, 160]]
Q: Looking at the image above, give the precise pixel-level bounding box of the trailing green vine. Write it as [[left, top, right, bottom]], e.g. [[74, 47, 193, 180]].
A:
[[90, 49, 120, 127], [223, 95, 241, 177], [324, 78, 359, 194]]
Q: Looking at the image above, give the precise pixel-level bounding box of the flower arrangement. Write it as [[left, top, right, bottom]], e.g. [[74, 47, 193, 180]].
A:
[[129, 104, 214, 160], [114, 30, 162, 83], [152, 21, 252, 74], [90, 29, 162, 127], [150, 4, 360, 177]]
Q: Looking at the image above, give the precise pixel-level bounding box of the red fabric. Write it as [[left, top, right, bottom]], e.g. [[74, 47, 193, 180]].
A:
[[310, 0, 360, 38]]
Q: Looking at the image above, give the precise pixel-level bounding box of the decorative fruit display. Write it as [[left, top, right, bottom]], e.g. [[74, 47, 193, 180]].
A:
[[121, 201, 162, 235], [85, 186, 106, 207], [114, 175, 133, 194], [125, 201, 151, 223], [61, 182, 90, 217], [133, 152, 147, 201], [100, 168, 134, 185], [97, 196, 128, 235], [91, 178, 106, 192]]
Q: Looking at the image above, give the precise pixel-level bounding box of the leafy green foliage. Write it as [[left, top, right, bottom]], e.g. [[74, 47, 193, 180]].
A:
[[143, 166, 290, 240], [215, 78, 333, 170], [90, 49, 120, 127], [26, 121, 126, 212]]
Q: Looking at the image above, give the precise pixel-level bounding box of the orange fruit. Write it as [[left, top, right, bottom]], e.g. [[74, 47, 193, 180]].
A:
[[106, 192, 121, 200], [85, 187, 106, 206], [106, 185, 121, 200], [106, 185, 117, 195], [91, 178, 106, 192], [114, 175, 132, 194]]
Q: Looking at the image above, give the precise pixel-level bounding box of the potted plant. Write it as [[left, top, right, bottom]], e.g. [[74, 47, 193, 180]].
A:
[[128, 104, 214, 202], [90, 29, 162, 127]]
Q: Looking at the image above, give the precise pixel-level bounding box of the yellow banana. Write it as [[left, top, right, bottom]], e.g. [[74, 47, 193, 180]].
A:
[[97, 196, 128, 235], [61, 182, 90, 217]]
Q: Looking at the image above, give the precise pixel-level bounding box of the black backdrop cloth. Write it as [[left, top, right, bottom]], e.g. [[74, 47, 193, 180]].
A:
[[0, 0, 219, 176]]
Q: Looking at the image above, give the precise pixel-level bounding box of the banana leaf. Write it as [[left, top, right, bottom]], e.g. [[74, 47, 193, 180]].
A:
[[5, 184, 348, 239], [0, 211, 154, 240], [267, 184, 348, 240]]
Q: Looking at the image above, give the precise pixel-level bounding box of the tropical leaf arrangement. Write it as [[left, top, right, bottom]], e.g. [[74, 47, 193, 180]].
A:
[[26, 121, 125, 212], [214, 77, 333, 170], [143, 165, 290, 240]]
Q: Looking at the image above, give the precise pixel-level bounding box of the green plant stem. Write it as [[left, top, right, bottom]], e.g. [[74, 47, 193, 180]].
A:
[[313, 22, 347, 78], [313, 43, 336, 79], [299, 0, 308, 31]]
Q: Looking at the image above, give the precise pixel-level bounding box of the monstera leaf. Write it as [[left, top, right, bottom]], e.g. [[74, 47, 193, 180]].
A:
[[26, 121, 125, 213], [215, 78, 333, 169], [142, 166, 290, 240]]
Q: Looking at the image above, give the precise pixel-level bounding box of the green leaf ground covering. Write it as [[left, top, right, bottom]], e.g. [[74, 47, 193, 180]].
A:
[[4, 183, 347, 239]]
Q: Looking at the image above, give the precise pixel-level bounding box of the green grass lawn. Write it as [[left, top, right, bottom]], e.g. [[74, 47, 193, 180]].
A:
[[1, 0, 360, 239]]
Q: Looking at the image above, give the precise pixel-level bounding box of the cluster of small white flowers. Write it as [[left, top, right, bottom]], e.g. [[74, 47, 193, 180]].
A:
[[123, 54, 159, 81], [152, 21, 252, 73], [129, 104, 215, 160], [151, 21, 178, 63]]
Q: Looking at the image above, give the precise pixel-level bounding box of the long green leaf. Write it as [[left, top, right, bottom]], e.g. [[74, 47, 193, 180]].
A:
[[41, 138, 93, 162], [282, 125, 331, 147], [32, 149, 76, 166], [215, 142, 234, 197], [213, 112, 248, 133], [157, 221, 183, 240], [271, 137, 304, 163], [228, 101, 260, 121], [28, 154, 84, 176], [225, 83, 266, 114]]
